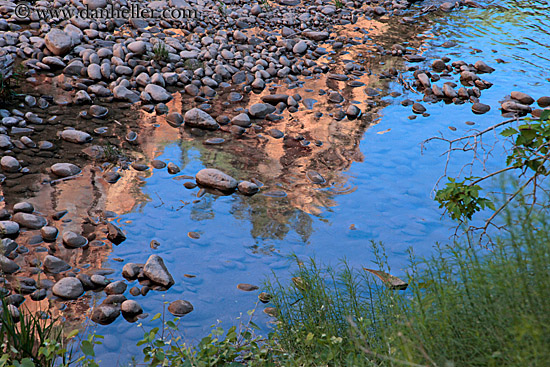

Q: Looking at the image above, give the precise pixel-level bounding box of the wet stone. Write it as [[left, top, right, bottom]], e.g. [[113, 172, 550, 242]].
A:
[[62, 231, 88, 248], [41, 226, 58, 241], [472, 102, 491, 114], [167, 162, 180, 174], [204, 138, 225, 145], [0, 221, 19, 236], [143, 255, 174, 288], [89, 105, 109, 119], [13, 213, 46, 229], [168, 300, 194, 316], [107, 222, 126, 245], [122, 263, 142, 279], [105, 280, 127, 295], [268, 129, 284, 139], [238, 181, 259, 195], [412, 103, 427, 114], [51, 163, 81, 177], [103, 171, 121, 184], [152, 160, 166, 169], [121, 300, 142, 315], [196, 168, 238, 193], [92, 305, 120, 325], [1, 156, 20, 173], [43, 255, 70, 273], [237, 283, 259, 292]]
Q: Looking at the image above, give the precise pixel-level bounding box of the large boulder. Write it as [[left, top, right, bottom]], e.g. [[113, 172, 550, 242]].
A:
[[196, 168, 238, 192]]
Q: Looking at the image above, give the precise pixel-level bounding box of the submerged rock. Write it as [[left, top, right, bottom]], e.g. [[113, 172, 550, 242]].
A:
[[168, 300, 194, 316]]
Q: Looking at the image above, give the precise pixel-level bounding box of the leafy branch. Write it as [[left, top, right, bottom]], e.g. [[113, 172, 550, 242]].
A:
[[424, 109, 550, 243]]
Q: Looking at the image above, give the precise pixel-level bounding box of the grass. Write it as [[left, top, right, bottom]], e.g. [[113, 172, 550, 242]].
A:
[[334, 0, 344, 9], [150, 43, 169, 62], [265, 196, 550, 366]]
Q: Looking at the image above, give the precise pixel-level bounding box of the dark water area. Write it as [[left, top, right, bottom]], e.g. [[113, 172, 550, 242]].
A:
[[3, 0, 550, 364]]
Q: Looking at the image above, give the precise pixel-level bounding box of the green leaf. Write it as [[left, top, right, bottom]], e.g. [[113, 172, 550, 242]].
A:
[[81, 340, 95, 357], [152, 313, 162, 321], [541, 109, 550, 121], [67, 329, 79, 339], [501, 127, 518, 137], [20, 359, 35, 367]]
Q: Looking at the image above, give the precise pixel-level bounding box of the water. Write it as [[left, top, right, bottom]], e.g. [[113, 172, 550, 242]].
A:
[[7, 0, 550, 364]]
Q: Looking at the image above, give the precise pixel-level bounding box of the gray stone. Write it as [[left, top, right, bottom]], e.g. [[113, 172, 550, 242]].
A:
[[238, 181, 259, 195], [249, 103, 276, 119], [13, 212, 46, 229], [121, 300, 143, 315], [51, 163, 81, 177], [0, 255, 19, 274], [52, 277, 84, 299], [196, 168, 238, 192], [44, 29, 73, 56], [144, 84, 172, 102], [122, 263, 142, 279], [43, 255, 70, 273], [41, 226, 58, 241], [511, 91, 535, 105], [231, 113, 251, 127], [113, 85, 140, 103], [60, 129, 92, 144], [184, 108, 219, 130], [105, 280, 127, 295], [62, 231, 88, 248], [143, 255, 175, 288], [1, 156, 20, 172], [0, 221, 19, 236], [91, 305, 120, 325]]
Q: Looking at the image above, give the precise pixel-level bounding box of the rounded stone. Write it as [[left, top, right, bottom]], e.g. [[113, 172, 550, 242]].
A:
[[52, 277, 84, 299], [168, 300, 194, 316], [62, 231, 88, 248], [121, 300, 143, 315]]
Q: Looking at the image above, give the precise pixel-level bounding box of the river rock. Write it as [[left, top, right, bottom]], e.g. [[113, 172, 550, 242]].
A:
[[0, 221, 19, 236], [60, 130, 92, 144], [121, 300, 142, 315], [1, 156, 20, 173], [92, 305, 120, 325], [196, 168, 238, 192], [0, 255, 19, 274], [472, 102, 491, 114], [43, 255, 70, 273], [474, 60, 495, 73], [184, 108, 219, 130], [113, 85, 140, 103], [249, 103, 276, 118], [144, 84, 172, 102], [168, 300, 194, 316], [122, 263, 142, 279], [128, 41, 147, 55], [41, 226, 58, 241], [52, 277, 84, 299], [412, 103, 426, 114], [501, 101, 531, 113], [105, 280, 127, 295], [44, 29, 73, 56], [231, 113, 251, 127], [143, 255, 175, 288], [13, 213, 46, 229], [166, 112, 183, 127], [510, 91, 535, 105], [107, 222, 126, 245], [62, 231, 88, 248], [51, 163, 81, 177], [238, 181, 259, 195], [537, 96, 550, 108]]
